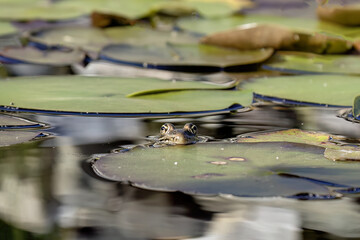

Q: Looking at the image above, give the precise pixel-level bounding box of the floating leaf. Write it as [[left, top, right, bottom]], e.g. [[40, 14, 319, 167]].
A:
[[0, 131, 47, 147], [100, 43, 273, 71], [201, 24, 352, 54], [0, 46, 85, 65], [264, 51, 360, 75], [0, 114, 45, 129], [29, 25, 200, 53], [241, 75, 360, 107], [0, 0, 88, 21], [0, 76, 252, 116], [0, 21, 16, 36], [317, 4, 360, 26], [92, 141, 360, 197]]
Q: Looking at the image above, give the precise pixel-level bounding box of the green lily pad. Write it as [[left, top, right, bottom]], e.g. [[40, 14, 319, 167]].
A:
[[0, 114, 45, 129], [0, 46, 85, 65], [0, 0, 251, 21], [264, 51, 360, 75], [177, 15, 360, 40], [100, 43, 273, 71], [0, 131, 47, 147], [29, 25, 200, 53], [92, 141, 360, 197], [0, 0, 88, 21], [0, 76, 252, 116], [0, 21, 16, 36], [241, 75, 360, 107]]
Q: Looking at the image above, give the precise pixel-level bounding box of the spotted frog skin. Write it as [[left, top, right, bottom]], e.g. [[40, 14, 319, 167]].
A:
[[158, 123, 198, 145]]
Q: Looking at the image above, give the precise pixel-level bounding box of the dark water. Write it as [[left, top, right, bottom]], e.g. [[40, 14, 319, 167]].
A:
[[2, 105, 360, 240]]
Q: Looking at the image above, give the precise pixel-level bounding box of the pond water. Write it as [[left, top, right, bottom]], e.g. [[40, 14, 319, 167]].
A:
[[1, 105, 360, 240]]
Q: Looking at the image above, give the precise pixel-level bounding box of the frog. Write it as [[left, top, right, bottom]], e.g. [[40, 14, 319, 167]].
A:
[[112, 123, 209, 153], [158, 123, 198, 145]]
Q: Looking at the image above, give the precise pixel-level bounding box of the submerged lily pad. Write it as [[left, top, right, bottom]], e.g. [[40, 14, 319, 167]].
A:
[[92, 141, 360, 197], [0, 114, 45, 129], [0, 46, 85, 65], [100, 43, 273, 71], [0, 131, 47, 147], [0, 76, 252, 116], [241, 75, 360, 107], [264, 51, 360, 75], [236, 128, 360, 161]]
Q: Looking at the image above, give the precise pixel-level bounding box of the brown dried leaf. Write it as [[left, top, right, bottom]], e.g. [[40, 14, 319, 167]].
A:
[[317, 5, 360, 26], [201, 24, 352, 54]]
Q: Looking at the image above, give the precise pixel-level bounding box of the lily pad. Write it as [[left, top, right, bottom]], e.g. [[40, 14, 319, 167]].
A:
[[0, 131, 47, 147], [0, 46, 85, 65], [0, 76, 252, 116], [0, 0, 88, 21], [241, 75, 360, 107], [29, 25, 200, 53], [92, 141, 360, 197], [100, 43, 273, 72], [0, 114, 45, 129], [201, 24, 352, 54], [264, 51, 360, 75], [0, 21, 16, 36]]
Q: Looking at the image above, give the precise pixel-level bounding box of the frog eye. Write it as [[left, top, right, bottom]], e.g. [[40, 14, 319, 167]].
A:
[[160, 123, 175, 135], [184, 123, 197, 135]]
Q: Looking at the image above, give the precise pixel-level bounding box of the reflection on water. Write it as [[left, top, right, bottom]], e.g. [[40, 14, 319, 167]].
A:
[[1, 106, 360, 239]]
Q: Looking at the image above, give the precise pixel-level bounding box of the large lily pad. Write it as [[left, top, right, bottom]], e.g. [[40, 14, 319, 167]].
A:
[[100, 43, 273, 71], [29, 25, 200, 53], [0, 21, 16, 36], [241, 75, 360, 107], [0, 76, 252, 116], [0, 114, 44, 129], [92, 141, 360, 197], [264, 51, 360, 75], [0, 46, 85, 65], [0, 131, 47, 147]]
